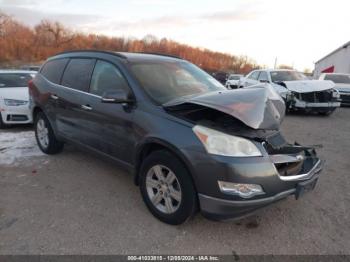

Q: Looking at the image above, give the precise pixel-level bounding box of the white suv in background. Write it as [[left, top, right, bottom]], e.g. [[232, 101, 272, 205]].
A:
[[319, 73, 350, 106], [225, 74, 243, 89], [0, 70, 36, 128]]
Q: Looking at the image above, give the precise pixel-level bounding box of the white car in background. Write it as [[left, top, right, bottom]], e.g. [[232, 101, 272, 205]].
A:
[[319, 73, 350, 106], [239, 69, 340, 115], [0, 70, 36, 128], [225, 74, 243, 89]]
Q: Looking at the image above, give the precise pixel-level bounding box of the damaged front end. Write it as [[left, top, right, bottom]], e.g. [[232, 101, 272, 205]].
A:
[[280, 80, 341, 114], [164, 85, 323, 219], [164, 84, 285, 130], [264, 140, 323, 188]]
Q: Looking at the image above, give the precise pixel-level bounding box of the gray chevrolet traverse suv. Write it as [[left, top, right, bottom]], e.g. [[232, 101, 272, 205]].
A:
[[29, 50, 323, 224]]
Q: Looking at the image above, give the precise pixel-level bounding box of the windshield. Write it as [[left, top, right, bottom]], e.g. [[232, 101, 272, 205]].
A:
[[0, 73, 34, 88], [270, 71, 308, 82], [130, 61, 226, 104], [229, 75, 241, 80], [324, 74, 350, 84]]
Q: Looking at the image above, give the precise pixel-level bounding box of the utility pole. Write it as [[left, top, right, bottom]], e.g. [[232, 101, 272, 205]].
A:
[[274, 57, 277, 69]]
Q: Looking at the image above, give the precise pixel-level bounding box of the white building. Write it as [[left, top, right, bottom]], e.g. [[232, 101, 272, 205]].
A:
[[314, 41, 350, 78]]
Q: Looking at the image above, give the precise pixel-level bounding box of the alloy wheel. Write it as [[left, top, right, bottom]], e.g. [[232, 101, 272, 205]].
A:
[[145, 165, 182, 214], [37, 118, 49, 149]]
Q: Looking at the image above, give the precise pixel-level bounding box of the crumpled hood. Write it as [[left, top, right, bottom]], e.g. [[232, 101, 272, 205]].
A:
[[334, 83, 350, 93], [282, 80, 335, 93], [0, 87, 29, 100], [164, 85, 285, 130]]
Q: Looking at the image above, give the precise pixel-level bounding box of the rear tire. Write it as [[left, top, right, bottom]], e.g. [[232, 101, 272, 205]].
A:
[[34, 112, 64, 154], [139, 150, 197, 225]]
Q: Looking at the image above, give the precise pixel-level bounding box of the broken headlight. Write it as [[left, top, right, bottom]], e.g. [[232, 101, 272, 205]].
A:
[[193, 125, 262, 157], [332, 90, 340, 98], [285, 92, 295, 101]]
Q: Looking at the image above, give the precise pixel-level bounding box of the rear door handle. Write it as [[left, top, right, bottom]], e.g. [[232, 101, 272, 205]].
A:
[[51, 94, 59, 100], [81, 104, 92, 111]]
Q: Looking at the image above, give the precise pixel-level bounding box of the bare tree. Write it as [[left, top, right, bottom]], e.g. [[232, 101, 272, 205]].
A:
[[34, 20, 74, 47], [0, 10, 260, 73], [0, 10, 11, 37]]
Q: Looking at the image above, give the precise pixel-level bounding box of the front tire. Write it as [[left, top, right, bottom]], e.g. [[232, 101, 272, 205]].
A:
[[34, 112, 64, 154], [139, 150, 197, 225]]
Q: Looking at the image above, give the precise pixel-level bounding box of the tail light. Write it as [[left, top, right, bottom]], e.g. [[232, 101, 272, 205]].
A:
[[28, 80, 35, 95]]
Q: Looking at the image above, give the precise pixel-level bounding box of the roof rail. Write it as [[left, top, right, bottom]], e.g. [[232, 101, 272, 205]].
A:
[[135, 52, 183, 60], [55, 49, 127, 59]]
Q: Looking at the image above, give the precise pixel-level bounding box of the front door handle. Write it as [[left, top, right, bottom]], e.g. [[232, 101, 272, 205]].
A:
[[81, 104, 92, 111], [51, 94, 59, 100]]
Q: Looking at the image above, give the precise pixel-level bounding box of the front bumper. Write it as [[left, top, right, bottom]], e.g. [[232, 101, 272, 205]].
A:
[[293, 100, 340, 109], [339, 92, 350, 106], [198, 159, 323, 220], [0, 104, 33, 124]]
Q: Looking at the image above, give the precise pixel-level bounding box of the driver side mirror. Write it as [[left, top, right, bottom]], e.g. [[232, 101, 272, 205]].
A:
[[101, 90, 134, 104]]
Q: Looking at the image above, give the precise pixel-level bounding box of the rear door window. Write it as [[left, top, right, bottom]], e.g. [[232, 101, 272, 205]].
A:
[[61, 58, 96, 92], [40, 59, 68, 84], [90, 60, 129, 96]]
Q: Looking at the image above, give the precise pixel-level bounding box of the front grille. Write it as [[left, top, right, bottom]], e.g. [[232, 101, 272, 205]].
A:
[[298, 91, 332, 103], [7, 115, 28, 121], [267, 145, 308, 178], [263, 134, 306, 177], [340, 94, 350, 103], [275, 160, 304, 177]]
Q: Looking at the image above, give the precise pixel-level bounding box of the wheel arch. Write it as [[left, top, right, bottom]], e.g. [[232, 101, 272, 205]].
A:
[[134, 138, 197, 192], [32, 106, 60, 138], [32, 106, 43, 120]]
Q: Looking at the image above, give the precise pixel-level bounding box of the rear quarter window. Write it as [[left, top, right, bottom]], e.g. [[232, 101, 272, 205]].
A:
[[40, 58, 69, 84], [248, 71, 260, 80], [61, 58, 96, 92]]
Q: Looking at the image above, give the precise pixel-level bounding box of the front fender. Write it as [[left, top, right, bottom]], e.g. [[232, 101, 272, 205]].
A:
[[133, 137, 197, 187]]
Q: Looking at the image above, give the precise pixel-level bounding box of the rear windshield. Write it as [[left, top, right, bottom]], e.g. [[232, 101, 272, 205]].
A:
[[130, 61, 225, 104], [0, 73, 34, 88], [324, 74, 350, 84]]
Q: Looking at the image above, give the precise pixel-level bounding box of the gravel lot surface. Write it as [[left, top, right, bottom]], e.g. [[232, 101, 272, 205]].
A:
[[0, 109, 349, 255]]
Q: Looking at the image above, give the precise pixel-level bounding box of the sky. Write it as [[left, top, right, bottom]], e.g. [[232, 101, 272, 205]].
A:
[[0, 0, 349, 71]]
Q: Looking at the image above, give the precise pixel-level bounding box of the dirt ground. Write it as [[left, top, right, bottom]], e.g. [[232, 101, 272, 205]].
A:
[[0, 108, 349, 255]]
